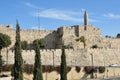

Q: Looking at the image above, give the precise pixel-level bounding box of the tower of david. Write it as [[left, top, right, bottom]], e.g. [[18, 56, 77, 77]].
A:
[[0, 11, 120, 66]]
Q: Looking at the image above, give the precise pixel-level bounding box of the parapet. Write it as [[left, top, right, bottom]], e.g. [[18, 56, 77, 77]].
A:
[[0, 24, 12, 29]]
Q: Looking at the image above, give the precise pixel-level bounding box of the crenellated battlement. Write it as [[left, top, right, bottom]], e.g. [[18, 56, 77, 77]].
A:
[[1, 48, 120, 66]]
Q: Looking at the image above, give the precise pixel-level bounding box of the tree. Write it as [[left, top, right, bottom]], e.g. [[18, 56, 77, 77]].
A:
[[99, 66, 105, 73], [60, 47, 67, 80], [0, 33, 11, 73], [33, 39, 45, 49], [84, 66, 94, 74], [0, 33, 11, 53], [0, 55, 2, 73], [21, 41, 28, 50], [33, 41, 43, 80], [116, 33, 120, 38], [13, 20, 23, 80]]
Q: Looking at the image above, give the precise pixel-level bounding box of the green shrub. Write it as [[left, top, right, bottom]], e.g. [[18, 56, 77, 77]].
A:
[[24, 64, 34, 74], [2, 64, 72, 74], [84, 66, 94, 74], [75, 66, 81, 73], [33, 39, 45, 49], [21, 41, 28, 50], [99, 66, 105, 73], [42, 65, 71, 74], [2, 64, 13, 71]]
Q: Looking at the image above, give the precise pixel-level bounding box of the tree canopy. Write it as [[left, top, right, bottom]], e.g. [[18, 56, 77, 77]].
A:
[[33, 40, 43, 80], [21, 41, 28, 50], [0, 33, 11, 50], [0, 33, 11, 73], [13, 20, 23, 80], [60, 47, 67, 80], [33, 39, 45, 49]]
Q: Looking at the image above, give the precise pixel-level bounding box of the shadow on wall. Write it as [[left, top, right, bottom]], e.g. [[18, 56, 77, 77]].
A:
[[81, 74, 89, 79], [44, 31, 58, 49]]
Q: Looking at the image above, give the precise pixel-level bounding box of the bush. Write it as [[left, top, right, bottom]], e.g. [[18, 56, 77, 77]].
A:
[[2, 64, 13, 71], [42, 65, 71, 74], [99, 66, 105, 73], [24, 64, 34, 74], [67, 67, 71, 73], [21, 41, 28, 50], [33, 39, 45, 49], [84, 66, 94, 74], [75, 66, 81, 73], [2, 64, 72, 74]]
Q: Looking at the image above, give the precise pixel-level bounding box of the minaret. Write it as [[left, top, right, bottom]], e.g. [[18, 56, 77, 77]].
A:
[[84, 11, 88, 30]]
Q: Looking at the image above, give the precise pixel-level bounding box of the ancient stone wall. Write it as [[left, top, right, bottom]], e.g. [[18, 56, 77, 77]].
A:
[[57, 25, 103, 49], [0, 26, 56, 48], [0, 24, 120, 49], [2, 48, 120, 66]]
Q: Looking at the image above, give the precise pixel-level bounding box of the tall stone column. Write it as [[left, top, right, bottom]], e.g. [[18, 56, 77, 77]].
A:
[[84, 11, 88, 30]]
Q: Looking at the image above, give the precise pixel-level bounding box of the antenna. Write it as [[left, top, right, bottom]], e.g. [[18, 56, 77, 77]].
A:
[[38, 8, 40, 31], [37, 8, 41, 39]]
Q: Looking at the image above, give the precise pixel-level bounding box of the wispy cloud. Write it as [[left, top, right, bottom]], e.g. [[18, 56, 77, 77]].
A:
[[24, 2, 41, 9], [34, 9, 97, 22], [35, 9, 82, 22], [24, 2, 97, 22], [103, 13, 120, 19]]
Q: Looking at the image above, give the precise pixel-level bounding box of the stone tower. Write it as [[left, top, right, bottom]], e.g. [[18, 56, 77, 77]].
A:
[[84, 11, 88, 30]]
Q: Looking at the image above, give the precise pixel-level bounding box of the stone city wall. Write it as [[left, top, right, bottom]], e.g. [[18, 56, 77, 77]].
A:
[[0, 25, 120, 50], [0, 26, 56, 48], [1, 48, 120, 66]]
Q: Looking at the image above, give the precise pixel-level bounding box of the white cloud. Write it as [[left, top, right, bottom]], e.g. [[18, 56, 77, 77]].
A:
[[24, 2, 41, 9], [24, 2, 97, 22], [103, 13, 120, 19], [34, 9, 97, 22], [36, 9, 82, 22]]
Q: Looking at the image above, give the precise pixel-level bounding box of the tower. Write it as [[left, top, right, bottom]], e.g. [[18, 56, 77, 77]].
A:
[[84, 11, 88, 30]]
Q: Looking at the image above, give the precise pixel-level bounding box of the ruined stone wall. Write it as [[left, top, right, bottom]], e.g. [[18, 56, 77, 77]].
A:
[[0, 26, 56, 48], [2, 48, 120, 66]]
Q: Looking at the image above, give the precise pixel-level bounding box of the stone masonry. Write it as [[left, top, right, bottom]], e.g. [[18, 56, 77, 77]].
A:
[[1, 48, 120, 66]]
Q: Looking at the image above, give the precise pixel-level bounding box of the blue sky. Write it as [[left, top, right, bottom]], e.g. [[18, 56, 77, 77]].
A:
[[0, 0, 120, 37]]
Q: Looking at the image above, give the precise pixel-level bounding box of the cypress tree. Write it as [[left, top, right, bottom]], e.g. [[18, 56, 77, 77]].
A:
[[13, 20, 23, 80], [60, 47, 67, 80], [0, 55, 2, 73], [33, 41, 43, 80]]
